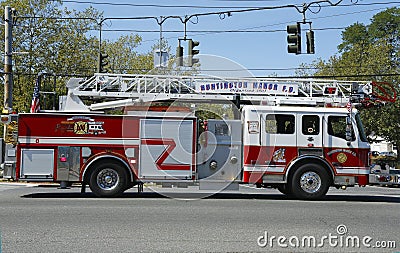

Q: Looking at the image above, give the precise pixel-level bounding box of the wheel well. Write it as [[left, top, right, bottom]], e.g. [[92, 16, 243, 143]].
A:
[[82, 156, 134, 184], [286, 157, 334, 185]]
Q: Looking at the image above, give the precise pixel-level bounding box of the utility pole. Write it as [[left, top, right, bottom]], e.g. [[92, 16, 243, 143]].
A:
[[4, 6, 13, 112], [3, 6, 13, 140], [97, 19, 103, 73]]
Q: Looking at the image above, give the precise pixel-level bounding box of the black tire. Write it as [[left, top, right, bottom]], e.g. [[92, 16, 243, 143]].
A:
[[277, 184, 292, 196], [290, 163, 331, 200], [125, 180, 136, 191], [89, 161, 128, 197]]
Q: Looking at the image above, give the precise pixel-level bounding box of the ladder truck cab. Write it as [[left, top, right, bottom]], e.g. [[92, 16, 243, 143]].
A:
[[0, 74, 376, 199], [242, 105, 369, 199]]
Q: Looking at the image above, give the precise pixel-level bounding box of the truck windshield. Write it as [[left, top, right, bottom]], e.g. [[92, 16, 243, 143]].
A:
[[355, 113, 368, 142]]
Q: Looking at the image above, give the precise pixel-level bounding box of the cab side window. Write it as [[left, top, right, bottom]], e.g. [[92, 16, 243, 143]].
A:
[[265, 114, 295, 134], [302, 115, 319, 135], [328, 116, 355, 141]]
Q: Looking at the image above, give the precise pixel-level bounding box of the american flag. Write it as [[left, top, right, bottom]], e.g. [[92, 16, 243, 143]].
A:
[[30, 78, 40, 113], [346, 101, 352, 112]]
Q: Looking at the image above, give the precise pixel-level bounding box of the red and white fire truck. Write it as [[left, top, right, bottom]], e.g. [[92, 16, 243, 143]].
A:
[[0, 73, 378, 199]]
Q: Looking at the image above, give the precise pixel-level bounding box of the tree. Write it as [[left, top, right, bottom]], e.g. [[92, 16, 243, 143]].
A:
[[0, 0, 102, 112], [102, 34, 153, 74], [0, 0, 158, 114]]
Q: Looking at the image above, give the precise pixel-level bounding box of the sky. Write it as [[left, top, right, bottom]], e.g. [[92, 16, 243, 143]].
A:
[[61, 0, 400, 77]]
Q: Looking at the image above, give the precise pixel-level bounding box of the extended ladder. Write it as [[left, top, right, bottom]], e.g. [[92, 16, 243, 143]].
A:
[[61, 73, 373, 111]]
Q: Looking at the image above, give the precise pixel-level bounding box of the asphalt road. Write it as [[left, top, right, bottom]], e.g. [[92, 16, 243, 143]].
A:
[[0, 183, 399, 253]]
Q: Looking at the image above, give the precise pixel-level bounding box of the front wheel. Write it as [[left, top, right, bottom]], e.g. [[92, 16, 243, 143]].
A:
[[290, 163, 331, 200], [89, 162, 127, 197]]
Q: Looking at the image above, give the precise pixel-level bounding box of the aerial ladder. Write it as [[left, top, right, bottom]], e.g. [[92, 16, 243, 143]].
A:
[[59, 73, 378, 112]]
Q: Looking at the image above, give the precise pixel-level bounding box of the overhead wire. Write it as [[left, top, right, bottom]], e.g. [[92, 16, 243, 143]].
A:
[[56, 0, 400, 9], [18, 1, 397, 37], [12, 63, 399, 72], [99, 27, 346, 33], [9, 69, 400, 79], [12, 0, 400, 78], [135, 5, 392, 43], [55, 0, 300, 9], [89, 5, 391, 45], [12, 1, 398, 56]]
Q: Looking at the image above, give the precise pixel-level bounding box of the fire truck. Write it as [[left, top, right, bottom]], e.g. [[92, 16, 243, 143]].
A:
[[0, 73, 378, 199]]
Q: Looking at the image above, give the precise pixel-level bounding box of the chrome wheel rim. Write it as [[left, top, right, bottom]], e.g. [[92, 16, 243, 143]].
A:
[[300, 171, 321, 193], [97, 168, 119, 191]]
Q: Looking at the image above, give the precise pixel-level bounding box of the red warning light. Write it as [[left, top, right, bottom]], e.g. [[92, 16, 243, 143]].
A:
[[323, 86, 337, 95]]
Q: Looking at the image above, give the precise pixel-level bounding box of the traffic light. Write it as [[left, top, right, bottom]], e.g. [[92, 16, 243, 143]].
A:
[[188, 39, 200, 67], [98, 53, 109, 73], [176, 46, 183, 66], [306, 30, 315, 54], [287, 23, 301, 54]]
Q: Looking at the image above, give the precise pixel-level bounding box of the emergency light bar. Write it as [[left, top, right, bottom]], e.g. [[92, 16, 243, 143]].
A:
[[323, 86, 338, 96]]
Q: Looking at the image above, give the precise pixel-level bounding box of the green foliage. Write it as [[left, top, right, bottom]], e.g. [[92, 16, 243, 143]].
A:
[[368, 7, 400, 43], [102, 34, 153, 74], [0, 0, 102, 112], [338, 23, 369, 53], [195, 104, 234, 120], [0, 0, 157, 112]]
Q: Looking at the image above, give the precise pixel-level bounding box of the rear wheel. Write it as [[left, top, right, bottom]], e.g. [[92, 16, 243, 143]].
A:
[[290, 163, 331, 200], [89, 161, 127, 197]]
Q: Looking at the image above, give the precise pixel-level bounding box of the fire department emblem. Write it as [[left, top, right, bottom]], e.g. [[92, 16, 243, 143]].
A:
[[272, 148, 286, 163], [337, 153, 348, 163], [74, 121, 88, 134]]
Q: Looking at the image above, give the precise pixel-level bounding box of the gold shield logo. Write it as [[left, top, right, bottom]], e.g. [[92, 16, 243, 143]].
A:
[[74, 121, 88, 134], [337, 153, 348, 163]]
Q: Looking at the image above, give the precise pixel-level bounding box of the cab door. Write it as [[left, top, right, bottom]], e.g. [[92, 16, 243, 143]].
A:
[[296, 114, 324, 157], [259, 113, 297, 169], [323, 114, 361, 173]]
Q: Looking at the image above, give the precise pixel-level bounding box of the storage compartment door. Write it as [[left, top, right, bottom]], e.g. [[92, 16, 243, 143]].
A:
[[20, 149, 54, 179], [139, 119, 194, 180]]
